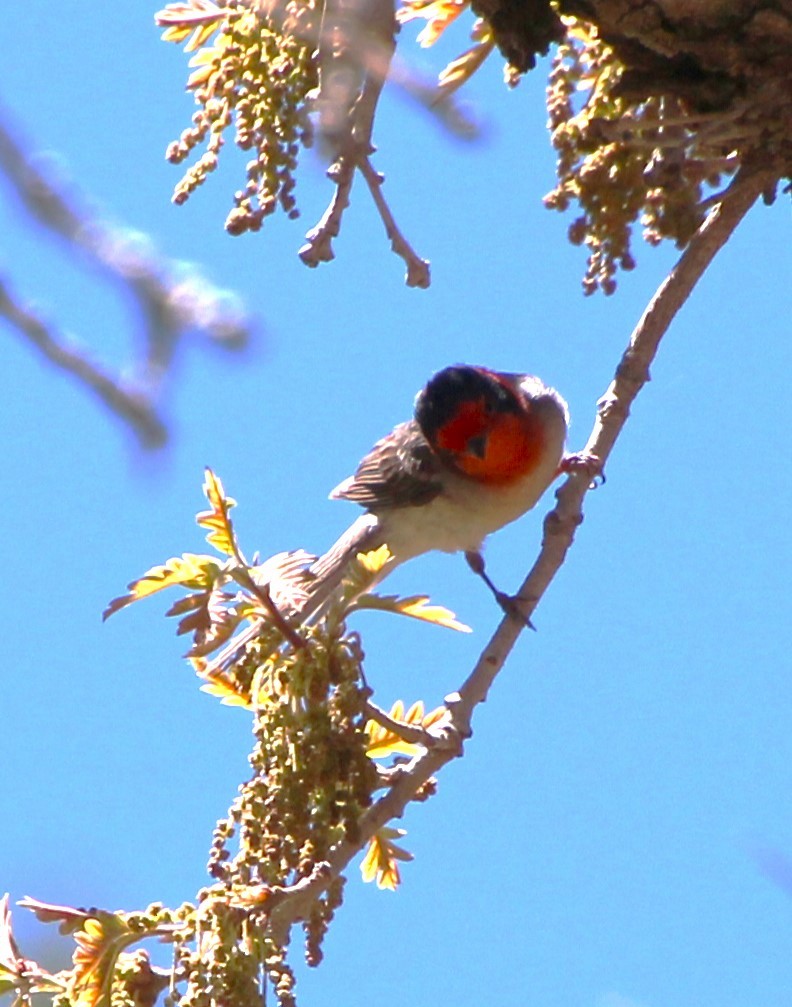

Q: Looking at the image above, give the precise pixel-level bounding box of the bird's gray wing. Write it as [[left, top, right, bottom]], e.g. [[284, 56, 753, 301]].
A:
[[330, 420, 444, 510]]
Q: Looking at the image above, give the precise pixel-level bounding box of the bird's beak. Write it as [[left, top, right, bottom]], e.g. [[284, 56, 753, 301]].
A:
[[467, 433, 488, 458]]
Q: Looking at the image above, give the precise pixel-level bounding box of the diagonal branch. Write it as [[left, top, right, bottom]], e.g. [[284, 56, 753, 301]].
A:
[[0, 106, 253, 445], [451, 160, 774, 724], [0, 274, 168, 447], [358, 157, 431, 288], [265, 159, 776, 934]]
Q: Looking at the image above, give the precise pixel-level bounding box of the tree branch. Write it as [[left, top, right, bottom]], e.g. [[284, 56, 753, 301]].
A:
[[300, 0, 431, 285], [0, 273, 168, 447], [0, 106, 254, 445], [263, 158, 775, 933], [358, 157, 431, 288], [363, 699, 439, 749]]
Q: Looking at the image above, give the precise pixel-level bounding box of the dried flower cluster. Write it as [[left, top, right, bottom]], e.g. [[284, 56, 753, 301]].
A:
[[2, 472, 459, 1007], [544, 18, 740, 294], [183, 618, 378, 1007], [11, 608, 377, 1007], [158, 0, 317, 234]]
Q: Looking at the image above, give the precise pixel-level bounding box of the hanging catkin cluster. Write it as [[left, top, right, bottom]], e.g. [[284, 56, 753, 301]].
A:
[[159, 0, 319, 234]]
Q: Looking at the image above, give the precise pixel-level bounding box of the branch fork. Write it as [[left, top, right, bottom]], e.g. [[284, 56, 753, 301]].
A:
[[299, 0, 431, 286]]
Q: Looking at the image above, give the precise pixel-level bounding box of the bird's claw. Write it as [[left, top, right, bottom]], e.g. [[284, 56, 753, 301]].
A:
[[495, 591, 536, 630], [559, 451, 605, 488]]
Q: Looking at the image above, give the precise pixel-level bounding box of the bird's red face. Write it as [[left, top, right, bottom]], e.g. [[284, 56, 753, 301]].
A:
[[415, 366, 548, 484]]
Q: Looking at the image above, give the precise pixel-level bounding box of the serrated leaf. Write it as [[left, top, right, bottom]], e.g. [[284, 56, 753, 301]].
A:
[[365, 699, 447, 758], [164, 581, 240, 653], [155, 0, 223, 30], [185, 619, 238, 657], [187, 63, 215, 89], [19, 900, 156, 1007], [0, 894, 20, 969], [17, 897, 94, 934], [102, 554, 222, 621], [199, 677, 253, 709], [360, 828, 413, 890], [352, 593, 471, 632], [72, 917, 140, 1007], [0, 896, 63, 997], [187, 45, 217, 67], [352, 545, 393, 579], [160, 24, 193, 42], [164, 592, 213, 617], [184, 21, 222, 52], [196, 468, 239, 558]]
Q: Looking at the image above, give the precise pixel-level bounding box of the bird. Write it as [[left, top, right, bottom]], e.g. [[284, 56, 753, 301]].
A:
[[205, 364, 572, 671]]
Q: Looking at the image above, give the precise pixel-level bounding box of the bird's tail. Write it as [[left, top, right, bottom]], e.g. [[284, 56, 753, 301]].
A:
[[200, 514, 395, 676]]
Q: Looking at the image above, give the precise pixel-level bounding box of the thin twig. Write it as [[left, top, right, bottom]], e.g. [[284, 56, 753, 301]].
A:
[[0, 113, 251, 363], [298, 157, 356, 266], [254, 585, 308, 651], [258, 159, 776, 934], [359, 157, 431, 288], [300, 0, 431, 285], [363, 700, 438, 749]]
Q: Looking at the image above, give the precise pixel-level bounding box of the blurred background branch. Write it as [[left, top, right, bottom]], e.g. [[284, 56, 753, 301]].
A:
[[0, 105, 255, 447]]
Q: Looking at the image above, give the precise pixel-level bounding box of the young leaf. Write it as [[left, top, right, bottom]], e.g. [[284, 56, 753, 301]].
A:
[[199, 677, 254, 709], [102, 554, 223, 621], [0, 896, 62, 998], [360, 828, 414, 890], [155, 0, 225, 52], [196, 468, 240, 558], [436, 35, 495, 98], [397, 0, 468, 48], [351, 593, 471, 632], [19, 899, 176, 1007], [366, 699, 447, 758]]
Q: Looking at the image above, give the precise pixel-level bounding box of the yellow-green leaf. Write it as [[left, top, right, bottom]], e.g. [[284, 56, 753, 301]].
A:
[[196, 468, 239, 557], [102, 554, 222, 621], [397, 0, 468, 47], [436, 36, 495, 97], [160, 24, 192, 43], [184, 21, 222, 52], [360, 828, 413, 890], [352, 593, 471, 632], [366, 699, 447, 758], [199, 676, 253, 709], [356, 545, 391, 574], [155, 0, 224, 31]]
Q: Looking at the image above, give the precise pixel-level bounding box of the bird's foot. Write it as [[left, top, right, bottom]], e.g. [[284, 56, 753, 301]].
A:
[[558, 451, 605, 487], [494, 591, 537, 630], [464, 550, 536, 629]]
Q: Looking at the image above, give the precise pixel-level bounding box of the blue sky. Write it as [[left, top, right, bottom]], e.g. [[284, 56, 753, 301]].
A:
[[2, 6, 791, 1007]]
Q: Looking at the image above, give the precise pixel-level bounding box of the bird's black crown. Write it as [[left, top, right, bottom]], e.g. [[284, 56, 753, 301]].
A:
[[414, 365, 519, 441]]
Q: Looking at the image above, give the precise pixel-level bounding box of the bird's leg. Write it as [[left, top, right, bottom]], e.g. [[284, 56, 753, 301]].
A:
[[464, 550, 536, 629]]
